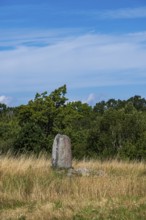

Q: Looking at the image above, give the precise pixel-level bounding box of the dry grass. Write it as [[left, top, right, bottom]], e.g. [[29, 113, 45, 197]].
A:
[[0, 155, 146, 220]]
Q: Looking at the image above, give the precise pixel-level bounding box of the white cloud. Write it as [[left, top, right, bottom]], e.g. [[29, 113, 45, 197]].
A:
[[67, 7, 146, 20], [0, 28, 83, 48], [89, 7, 146, 20], [0, 96, 11, 105], [84, 93, 96, 105], [103, 7, 146, 19], [0, 31, 146, 95]]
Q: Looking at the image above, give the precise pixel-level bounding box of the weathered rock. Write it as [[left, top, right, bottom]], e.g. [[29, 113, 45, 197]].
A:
[[52, 134, 72, 169], [67, 168, 90, 177], [67, 168, 106, 177]]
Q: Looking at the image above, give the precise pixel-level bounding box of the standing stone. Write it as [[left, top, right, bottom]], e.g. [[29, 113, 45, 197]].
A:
[[52, 134, 72, 169]]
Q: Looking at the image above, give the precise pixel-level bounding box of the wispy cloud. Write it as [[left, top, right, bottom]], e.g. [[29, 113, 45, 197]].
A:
[[79, 7, 146, 20], [84, 93, 96, 105], [0, 30, 146, 104], [61, 7, 146, 20], [0, 28, 84, 48], [100, 7, 146, 19]]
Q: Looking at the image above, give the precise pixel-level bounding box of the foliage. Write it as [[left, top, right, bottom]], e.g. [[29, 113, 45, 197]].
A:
[[0, 85, 146, 160]]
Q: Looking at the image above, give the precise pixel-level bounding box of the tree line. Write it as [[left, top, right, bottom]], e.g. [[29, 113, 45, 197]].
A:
[[0, 85, 146, 160]]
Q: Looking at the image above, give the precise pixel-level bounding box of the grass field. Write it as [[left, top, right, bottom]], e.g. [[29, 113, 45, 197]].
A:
[[0, 155, 146, 220]]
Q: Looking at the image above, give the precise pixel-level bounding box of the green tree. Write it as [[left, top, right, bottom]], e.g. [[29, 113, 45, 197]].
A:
[[14, 85, 68, 154], [0, 105, 20, 154]]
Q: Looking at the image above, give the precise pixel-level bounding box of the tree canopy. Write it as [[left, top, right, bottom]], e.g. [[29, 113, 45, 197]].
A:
[[0, 85, 146, 160]]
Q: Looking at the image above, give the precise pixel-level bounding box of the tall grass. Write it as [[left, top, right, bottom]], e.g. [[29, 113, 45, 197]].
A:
[[0, 155, 146, 219]]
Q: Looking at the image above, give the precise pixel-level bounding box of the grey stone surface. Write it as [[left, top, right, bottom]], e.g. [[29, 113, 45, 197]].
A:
[[67, 168, 106, 177], [52, 134, 72, 169]]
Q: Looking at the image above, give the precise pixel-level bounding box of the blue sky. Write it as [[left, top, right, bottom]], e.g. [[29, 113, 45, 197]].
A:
[[0, 0, 146, 106]]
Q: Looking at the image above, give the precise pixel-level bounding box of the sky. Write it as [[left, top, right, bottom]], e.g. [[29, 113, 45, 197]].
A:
[[0, 0, 146, 106]]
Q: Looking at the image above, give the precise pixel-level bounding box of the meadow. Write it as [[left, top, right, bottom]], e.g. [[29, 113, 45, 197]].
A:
[[0, 155, 146, 220]]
